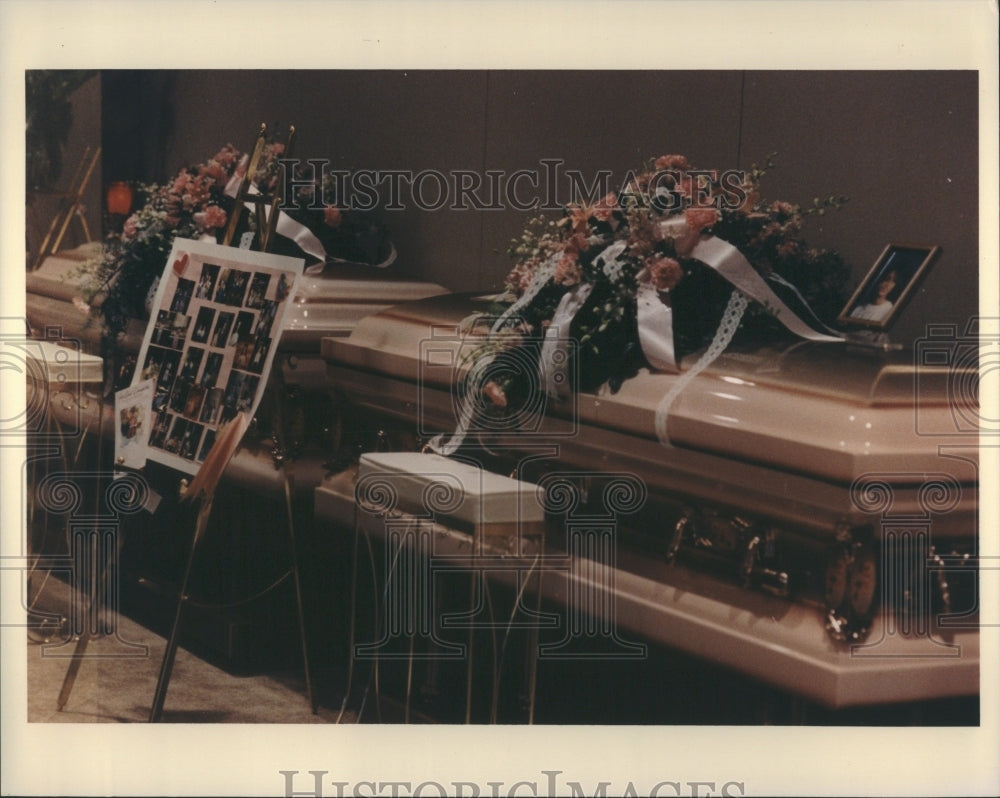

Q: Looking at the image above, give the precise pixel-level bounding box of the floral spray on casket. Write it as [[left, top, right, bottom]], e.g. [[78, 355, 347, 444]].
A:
[[441, 153, 851, 451]]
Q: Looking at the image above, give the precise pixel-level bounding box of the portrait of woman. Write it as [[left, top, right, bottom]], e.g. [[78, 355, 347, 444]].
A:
[[849, 268, 898, 322], [839, 244, 940, 330]]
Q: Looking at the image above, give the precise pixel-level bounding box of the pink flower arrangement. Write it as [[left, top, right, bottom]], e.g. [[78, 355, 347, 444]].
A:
[[490, 150, 849, 393]]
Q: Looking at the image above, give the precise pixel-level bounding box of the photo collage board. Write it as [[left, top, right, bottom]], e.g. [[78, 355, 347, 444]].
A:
[[134, 239, 303, 475]]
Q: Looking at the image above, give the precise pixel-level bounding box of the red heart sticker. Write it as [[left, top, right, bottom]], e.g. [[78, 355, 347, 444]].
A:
[[172, 252, 189, 277]]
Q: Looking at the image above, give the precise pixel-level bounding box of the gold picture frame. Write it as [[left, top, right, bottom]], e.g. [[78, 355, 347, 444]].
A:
[[838, 243, 941, 331]]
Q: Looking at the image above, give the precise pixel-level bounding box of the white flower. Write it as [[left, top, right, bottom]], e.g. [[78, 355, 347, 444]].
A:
[[603, 258, 624, 283], [597, 241, 628, 283]]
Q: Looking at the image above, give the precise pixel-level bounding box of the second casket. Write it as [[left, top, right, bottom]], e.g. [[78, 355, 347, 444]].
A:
[[319, 291, 981, 710]]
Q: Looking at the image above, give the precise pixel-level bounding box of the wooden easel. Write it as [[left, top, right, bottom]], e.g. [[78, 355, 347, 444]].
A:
[[149, 123, 316, 722], [31, 145, 100, 271], [45, 124, 315, 720], [221, 123, 294, 251]]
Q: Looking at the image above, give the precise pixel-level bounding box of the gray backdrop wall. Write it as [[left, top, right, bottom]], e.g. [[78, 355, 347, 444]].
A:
[[106, 70, 977, 346]]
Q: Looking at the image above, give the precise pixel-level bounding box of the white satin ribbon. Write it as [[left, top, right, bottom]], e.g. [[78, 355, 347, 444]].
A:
[[636, 276, 677, 371], [540, 283, 594, 398], [689, 236, 844, 343], [766, 272, 844, 337], [426, 373, 483, 456]]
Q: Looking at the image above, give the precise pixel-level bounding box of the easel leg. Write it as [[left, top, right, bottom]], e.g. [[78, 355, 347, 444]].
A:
[[149, 500, 208, 723], [56, 526, 132, 708], [55, 534, 99, 709], [55, 634, 91, 710], [281, 473, 316, 713], [337, 513, 361, 723]]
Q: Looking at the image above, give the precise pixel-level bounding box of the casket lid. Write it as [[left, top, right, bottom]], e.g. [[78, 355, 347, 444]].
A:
[[323, 291, 962, 406], [323, 293, 979, 487], [26, 244, 448, 354]]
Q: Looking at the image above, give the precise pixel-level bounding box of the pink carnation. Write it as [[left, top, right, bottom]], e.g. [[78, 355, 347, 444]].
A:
[[554, 253, 582, 286], [505, 262, 536, 297], [684, 206, 719, 232], [194, 204, 228, 231], [200, 161, 227, 186], [646, 255, 683, 291]]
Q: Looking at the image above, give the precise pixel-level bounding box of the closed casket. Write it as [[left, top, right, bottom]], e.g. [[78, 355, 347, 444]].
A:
[[319, 291, 980, 710]]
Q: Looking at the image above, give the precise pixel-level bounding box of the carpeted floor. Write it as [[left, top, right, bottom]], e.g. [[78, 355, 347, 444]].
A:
[[25, 577, 351, 724]]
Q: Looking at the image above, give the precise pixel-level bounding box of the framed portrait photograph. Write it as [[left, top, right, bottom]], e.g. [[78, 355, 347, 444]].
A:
[[838, 243, 941, 330]]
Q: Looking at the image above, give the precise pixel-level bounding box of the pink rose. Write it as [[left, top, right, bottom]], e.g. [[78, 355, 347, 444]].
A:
[[647, 255, 683, 291], [323, 206, 343, 228]]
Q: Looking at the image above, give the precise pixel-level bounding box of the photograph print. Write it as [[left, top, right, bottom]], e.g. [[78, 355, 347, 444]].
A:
[[134, 238, 303, 475], [839, 243, 941, 330]]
